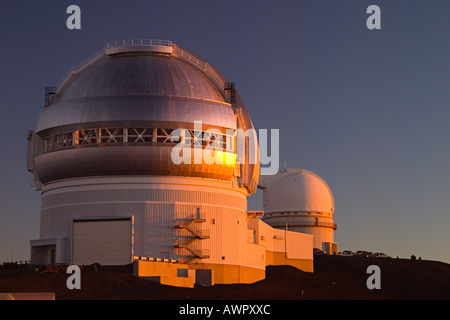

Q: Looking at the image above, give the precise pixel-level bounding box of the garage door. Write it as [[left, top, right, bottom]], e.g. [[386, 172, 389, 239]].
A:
[[72, 218, 132, 266]]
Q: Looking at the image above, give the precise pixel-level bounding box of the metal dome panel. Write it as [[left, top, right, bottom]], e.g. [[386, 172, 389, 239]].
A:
[[56, 54, 225, 102]]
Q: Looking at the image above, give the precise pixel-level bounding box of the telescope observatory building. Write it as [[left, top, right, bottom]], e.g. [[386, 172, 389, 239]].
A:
[[26, 40, 334, 287], [260, 168, 337, 254]]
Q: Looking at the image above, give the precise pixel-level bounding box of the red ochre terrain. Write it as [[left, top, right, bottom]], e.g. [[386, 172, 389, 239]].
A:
[[1, 255, 450, 300]]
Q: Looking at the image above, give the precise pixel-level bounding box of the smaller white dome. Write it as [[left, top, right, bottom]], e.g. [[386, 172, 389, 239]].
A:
[[259, 168, 334, 215]]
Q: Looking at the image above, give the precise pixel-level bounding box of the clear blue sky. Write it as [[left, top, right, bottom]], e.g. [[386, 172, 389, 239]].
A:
[[1, 0, 450, 263]]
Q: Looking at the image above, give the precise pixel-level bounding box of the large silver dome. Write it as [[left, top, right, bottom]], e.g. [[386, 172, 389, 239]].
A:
[[27, 40, 259, 192]]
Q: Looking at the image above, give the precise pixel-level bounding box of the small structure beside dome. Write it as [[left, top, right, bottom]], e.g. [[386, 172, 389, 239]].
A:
[[260, 168, 337, 254]]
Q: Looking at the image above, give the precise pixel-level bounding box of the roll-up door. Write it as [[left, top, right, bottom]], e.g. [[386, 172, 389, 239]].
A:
[[72, 218, 132, 265]]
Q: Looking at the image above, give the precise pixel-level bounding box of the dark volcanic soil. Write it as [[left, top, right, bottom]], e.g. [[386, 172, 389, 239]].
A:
[[1, 255, 450, 300]]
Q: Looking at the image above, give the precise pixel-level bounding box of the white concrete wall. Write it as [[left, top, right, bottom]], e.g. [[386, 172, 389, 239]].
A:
[[247, 218, 313, 261], [38, 176, 248, 265]]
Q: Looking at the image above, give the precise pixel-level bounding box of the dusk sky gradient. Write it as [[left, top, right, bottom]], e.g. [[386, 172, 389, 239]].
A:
[[1, 0, 450, 263]]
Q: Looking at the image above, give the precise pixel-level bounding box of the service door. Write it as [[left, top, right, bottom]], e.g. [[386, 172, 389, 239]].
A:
[[72, 218, 132, 265]]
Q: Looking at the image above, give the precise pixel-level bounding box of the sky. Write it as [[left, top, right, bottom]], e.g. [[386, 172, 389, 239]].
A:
[[1, 0, 450, 263]]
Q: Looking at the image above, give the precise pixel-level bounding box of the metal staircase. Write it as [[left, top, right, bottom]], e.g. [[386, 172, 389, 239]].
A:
[[175, 212, 210, 261]]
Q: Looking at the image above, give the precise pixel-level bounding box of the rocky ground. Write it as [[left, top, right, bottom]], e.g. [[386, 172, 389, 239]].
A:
[[1, 255, 450, 300]]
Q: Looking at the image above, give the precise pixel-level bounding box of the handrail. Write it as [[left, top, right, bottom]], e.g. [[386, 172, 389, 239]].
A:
[[176, 222, 210, 239], [172, 44, 226, 91], [105, 39, 174, 48], [175, 239, 210, 259], [284, 221, 337, 229], [55, 45, 107, 90]]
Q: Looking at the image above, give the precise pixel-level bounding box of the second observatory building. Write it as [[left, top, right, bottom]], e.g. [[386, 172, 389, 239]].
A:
[[260, 168, 337, 254]]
